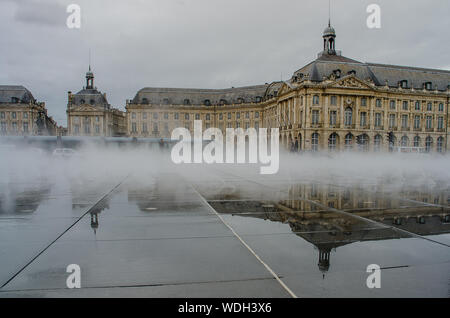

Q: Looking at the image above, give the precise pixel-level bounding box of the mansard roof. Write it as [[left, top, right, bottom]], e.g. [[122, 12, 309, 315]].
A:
[[0, 85, 36, 104], [72, 88, 110, 108], [132, 85, 270, 106], [293, 53, 450, 91]]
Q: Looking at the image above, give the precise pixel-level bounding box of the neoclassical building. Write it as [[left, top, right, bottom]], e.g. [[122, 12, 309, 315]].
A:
[[67, 67, 127, 137], [0, 85, 59, 136], [126, 22, 449, 152]]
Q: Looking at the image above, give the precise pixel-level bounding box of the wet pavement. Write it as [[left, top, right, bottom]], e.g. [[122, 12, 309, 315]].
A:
[[0, 156, 449, 298]]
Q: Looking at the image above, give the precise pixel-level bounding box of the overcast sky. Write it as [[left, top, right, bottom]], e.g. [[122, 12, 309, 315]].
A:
[[1, 0, 449, 126]]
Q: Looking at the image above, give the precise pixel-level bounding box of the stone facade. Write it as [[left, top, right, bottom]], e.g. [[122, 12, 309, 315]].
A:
[[0, 85, 59, 136], [127, 23, 449, 153], [67, 67, 127, 137]]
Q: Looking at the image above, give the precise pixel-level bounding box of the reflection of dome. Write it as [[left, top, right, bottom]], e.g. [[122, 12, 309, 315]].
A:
[[318, 248, 331, 273]]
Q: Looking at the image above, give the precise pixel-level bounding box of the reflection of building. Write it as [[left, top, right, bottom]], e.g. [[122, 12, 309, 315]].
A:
[[0, 86, 59, 136], [125, 21, 449, 152], [67, 67, 127, 137], [0, 184, 51, 214], [210, 183, 450, 275]]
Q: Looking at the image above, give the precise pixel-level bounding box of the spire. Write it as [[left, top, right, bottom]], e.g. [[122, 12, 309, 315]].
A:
[[322, 0, 336, 55]]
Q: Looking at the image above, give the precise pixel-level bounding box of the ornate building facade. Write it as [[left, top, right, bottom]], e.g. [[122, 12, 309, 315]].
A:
[[0, 85, 59, 136], [126, 23, 449, 152], [67, 67, 127, 137]]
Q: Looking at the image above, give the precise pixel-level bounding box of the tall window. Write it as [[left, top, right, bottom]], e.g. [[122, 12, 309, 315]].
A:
[[375, 113, 382, 127], [195, 114, 200, 120], [185, 113, 189, 120], [414, 116, 420, 129], [426, 116, 432, 129], [0, 112, 5, 119], [427, 103, 432, 111], [328, 133, 337, 151], [255, 111, 260, 119], [374, 135, 382, 152], [361, 98, 367, 107], [400, 136, 409, 147], [313, 95, 319, 105], [390, 100, 396, 110], [174, 113, 179, 120], [389, 114, 396, 128], [311, 133, 319, 152], [206, 114, 210, 121], [413, 136, 420, 148], [415, 101, 421, 111], [401, 115, 408, 129], [376, 99, 382, 107], [329, 111, 337, 126], [344, 107, 353, 126], [360, 112, 367, 127], [402, 101, 409, 110], [425, 137, 433, 152], [23, 122, 28, 133], [142, 123, 148, 133], [438, 117, 444, 129], [330, 96, 337, 105], [437, 137, 444, 153], [131, 123, 137, 133], [345, 133, 353, 150], [312, 110, 319, 124], [438, 103, 444, 112]]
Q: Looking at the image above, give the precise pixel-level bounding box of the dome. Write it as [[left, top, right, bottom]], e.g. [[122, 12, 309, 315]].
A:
[[323, 25, 335, 37]]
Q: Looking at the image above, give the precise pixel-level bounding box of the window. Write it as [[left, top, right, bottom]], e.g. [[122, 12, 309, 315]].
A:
[[219, 113, 223, 120], [255, 111, 260, 119], [361, 98, 367, 107], [427, 103, 432, 111], [95, 125, 100, 134], [195, 114, 200, 120], [163, 98, 169, 105], [12, 112, 16, 119], [425, 137, 433, 152], [438, 117, 444, 129], [438, 103, 444, 112], [426, 116, 432, 129], [344, 107, 353, 126], [132, 112, 136, 119], [415, 101, 421, 111], [360, 112, 367, 127], [132, 123, 137, 133], [389, 114, 396, 128], [424, 82, 432, 90], [375, 113, 382, 127], [74, 125, 80, 134], [164, 113, 169, 120], [1, 122, 6, 133], [312, 110, 319, 124], [374, 135, 382, 152], [402, 101, 409, 110], [414, 115, 420, 129], [0, 112, 4, 119], [185, 113, 189, 120], [329, 111, 337, 126], [400, 136, 409, 147], [153, 113, 158, 120], [390, 100, 396, 110], [23, 112, 28, 119], [23, 122, 28, 133], [330, 96, 337, 106], [311, 133, 319, 152], [245, 112, 249, 119], [174, 113, 179, 120], [255, 122, 259, 130], [328, 133, 338, 151], [142, 112, 147, 120], [376, 99, 382, 107], [401, 115, 408, 128], [90, 99, 95, 105], [184, 99, 190, 105], [11, 122, 17, 132], [345, 133, 353, 150], [236, 112, 241, 119], [437, 137, 444, 153], [206, 114, 210, 121], [236, 122, 240, 128], [142, 123, 148, 133], [245, 122, 250, 129], [204, 100, 211, 106], [164, 123, 169, 132], [313, 95, 320, 105], [228, 113, 231, 120], [413, 136, 420, 148]]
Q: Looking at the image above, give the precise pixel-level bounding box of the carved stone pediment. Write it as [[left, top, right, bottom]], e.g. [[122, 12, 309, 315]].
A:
[[330, 75, 373, 90]]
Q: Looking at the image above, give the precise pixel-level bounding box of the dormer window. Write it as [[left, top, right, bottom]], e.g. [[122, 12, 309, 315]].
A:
[[255, 96, 262, 103], [163, 98, 170, 105], [204, 99, 211, 106], [219, 99, 227, 105], [237, 98, 244, 104], [90, 99, 95, 105], [142, 98, 149, 104], [80, 99, 85, 104], [183, 99, 190, 105], [333, 69, 341, 78], [424, 82, 432, 90], [399, 80, 408, 89], [347, 70, 356, 76]]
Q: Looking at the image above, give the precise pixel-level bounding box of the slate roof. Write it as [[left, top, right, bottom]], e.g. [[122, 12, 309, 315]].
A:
[[72, 88, 109, 108], [0, 85, 36, 104], [293, 53, 450, 90], [132, 85, 270, 106]]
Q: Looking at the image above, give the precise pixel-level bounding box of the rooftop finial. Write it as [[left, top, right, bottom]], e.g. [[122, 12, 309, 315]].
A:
[[89, 48, 91, 71]]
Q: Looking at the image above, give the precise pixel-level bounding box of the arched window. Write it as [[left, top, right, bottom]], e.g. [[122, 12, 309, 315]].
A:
[[374, 135, 382, 152], [344, 107, 353, 126], [345, 133, 353, 150], [437, 137, 444, 153], [328, 133, 338, 151], [400, 136, 409, 147], [413, 136, 420, 148], [425, 137, 433, 152], [311, 133, 319, 152], [358, 134, 369, 151]]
